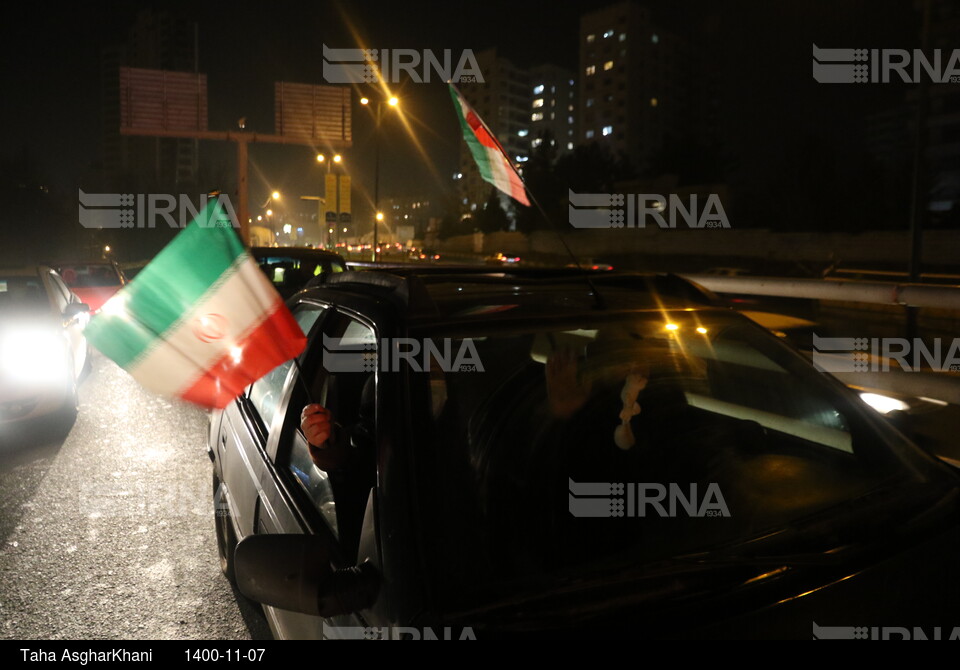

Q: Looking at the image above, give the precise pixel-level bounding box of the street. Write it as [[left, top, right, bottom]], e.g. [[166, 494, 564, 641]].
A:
[[0, 351, 270, 640]]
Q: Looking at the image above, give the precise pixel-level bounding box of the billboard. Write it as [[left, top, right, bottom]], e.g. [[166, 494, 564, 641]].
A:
[[119, 67, 208, 132], [275, 82, 351, 142]]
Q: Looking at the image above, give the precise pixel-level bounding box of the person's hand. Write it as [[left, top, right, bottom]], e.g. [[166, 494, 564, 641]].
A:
[[301, 404, 333, 447], [619, 367, 648, 421], [301, 404, 349, 471], [546, 349, 591, 419]]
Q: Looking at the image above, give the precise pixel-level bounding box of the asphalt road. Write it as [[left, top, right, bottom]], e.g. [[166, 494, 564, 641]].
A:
[[0, 351, 271, 640]]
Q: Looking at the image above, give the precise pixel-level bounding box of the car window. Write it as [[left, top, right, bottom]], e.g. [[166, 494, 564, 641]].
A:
[[410, 312, 956, 613], [247, 304, 327, 434], [280, 312, 378, 559], [0, 276, 48, 313]]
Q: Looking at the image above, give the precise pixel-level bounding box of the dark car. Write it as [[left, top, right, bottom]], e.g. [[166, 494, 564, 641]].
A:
[[0, 266, 90, 434], [251, 247, 348, 300], [209, 267, 960, 639]]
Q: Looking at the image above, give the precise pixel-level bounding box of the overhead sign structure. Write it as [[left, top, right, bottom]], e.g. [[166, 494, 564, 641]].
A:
[[117, 69, 352, 245], [275, 82, 352, 143]]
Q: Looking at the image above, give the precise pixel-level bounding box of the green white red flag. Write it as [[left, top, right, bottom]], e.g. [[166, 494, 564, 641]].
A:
[[449, 83, 530, 206], [84, 200, 306, 409]]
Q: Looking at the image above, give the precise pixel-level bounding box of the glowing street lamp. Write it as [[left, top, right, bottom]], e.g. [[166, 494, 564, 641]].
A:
[[361, 95, 400, 261]]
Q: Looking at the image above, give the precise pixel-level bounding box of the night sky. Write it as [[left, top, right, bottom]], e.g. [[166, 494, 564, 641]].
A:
[[0, 1, 923, 238]]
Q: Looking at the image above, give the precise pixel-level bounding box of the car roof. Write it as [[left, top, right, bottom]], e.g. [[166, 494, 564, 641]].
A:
[[301, 266, 724, 326]]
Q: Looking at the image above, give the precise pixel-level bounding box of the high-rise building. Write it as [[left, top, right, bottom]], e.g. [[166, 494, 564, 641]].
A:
[[528, 64, 578, 158], [381, 195, 439, 243], [578, 2, 703, 175], [100, 10, 200, 189], [456, 48, 530, 216]]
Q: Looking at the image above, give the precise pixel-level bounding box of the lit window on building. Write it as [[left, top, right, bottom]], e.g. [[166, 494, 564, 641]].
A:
[[531, 112, 543, 121], [602, 125, 613, 136], [532, 138, 542, 148], [568, 116, 574, 124], [533, 84, 544, 94], [585, 129, 595, 139], [652, 34, 659, 44], [567, 142, 574, 150], [586, 98, 594, 107], [533, 98, 544, 108], [587, 34, 595, 43], [603, 29, 614, 38], [551, 85, 556, 93], [619, 33, 627, 42], [650, 97, 658, 107], [603, 60, 614, 71], [568, 79, 574, 86], [586, 65, 596, 76], [518, 129, 529, 137], [550, 112, 555, 120]]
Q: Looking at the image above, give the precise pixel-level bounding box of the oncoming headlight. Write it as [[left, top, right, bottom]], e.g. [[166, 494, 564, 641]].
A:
[[0, 327, 69, 385]]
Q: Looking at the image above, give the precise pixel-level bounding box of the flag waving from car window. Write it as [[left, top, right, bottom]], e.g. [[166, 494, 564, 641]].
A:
[[449, 82, 531, 206], [84, 200, 307, 409]]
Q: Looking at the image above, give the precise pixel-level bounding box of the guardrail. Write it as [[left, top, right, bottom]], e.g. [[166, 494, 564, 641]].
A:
[[681, 274, 960, 310]]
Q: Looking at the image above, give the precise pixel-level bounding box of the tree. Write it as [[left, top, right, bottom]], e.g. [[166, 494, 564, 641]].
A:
[[512, 141, 636, 234], [473, 189, 510, 233]]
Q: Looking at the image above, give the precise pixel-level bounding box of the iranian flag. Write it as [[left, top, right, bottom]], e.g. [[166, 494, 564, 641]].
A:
[[449, 83, 530, 206], [84, 200, 306, 409]]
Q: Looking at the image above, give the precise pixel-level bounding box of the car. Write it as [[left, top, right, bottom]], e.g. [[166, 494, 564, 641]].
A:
[[209, 267, 960, 639], [251, 247, 348, 300], [0, 266, 90, 435], [55, 261, 126, 313], [739, 309, 960, 467]]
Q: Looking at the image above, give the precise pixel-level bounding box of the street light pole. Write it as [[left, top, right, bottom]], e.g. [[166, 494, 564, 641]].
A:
[[374, 101, 381, 262], [362, 95, 397, 263]]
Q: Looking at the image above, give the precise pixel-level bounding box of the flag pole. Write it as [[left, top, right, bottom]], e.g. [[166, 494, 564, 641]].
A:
[[449, 82, 604, 307], [292, 357, 315, 405]]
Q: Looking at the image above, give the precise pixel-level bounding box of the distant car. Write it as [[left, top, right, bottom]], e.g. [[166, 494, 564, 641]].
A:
[[251, 247, 348, 300], [210, 267, 960, 639], [0, 266, 90, 433], [56, 262, 126, 313]]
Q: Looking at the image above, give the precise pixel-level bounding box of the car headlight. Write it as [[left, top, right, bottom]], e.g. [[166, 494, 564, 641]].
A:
[[859, 392, 910, 415], [0, 327, 69, 385]]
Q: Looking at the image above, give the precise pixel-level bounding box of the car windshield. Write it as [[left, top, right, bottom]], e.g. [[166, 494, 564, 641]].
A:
[[257, 255, 345, 288], [0, 276, 48, 313], [58, 264, 120, 288], [409, 310, 958, 615]]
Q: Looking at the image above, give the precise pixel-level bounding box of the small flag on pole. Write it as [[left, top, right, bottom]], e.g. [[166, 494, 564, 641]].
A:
[[84, 200, 307, 409], [449, 83, 530, 206]]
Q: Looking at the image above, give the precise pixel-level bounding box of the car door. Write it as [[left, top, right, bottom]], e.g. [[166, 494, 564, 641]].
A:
[[216, 303, 328, 550], [254, 308, 384, 639]]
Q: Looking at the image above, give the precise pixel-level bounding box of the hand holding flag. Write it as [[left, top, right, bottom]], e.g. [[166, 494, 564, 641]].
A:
[[84, 200, 307, 409]]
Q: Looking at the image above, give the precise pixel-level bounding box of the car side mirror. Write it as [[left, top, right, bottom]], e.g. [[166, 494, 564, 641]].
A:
[[235, 534, 379, 617], [64, 303, 91, 320]]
